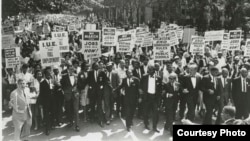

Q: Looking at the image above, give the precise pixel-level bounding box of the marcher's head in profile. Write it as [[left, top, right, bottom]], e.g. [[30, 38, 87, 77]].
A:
[[221, 105, 236, 124]]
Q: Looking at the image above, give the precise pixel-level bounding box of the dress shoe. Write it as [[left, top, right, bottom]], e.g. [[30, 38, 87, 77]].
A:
[[153, 128, 160, 133], [106, 120, 110, 125], [45, 130, 50, 136], [75, 126, 80, 132]]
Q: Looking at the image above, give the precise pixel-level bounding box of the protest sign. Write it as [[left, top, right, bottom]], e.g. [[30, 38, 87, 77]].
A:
[[228, 30, 242, 50], [2, 25, 14, 35], [244, 40, 250, 57], [142, 33, 153, 47], [176, 26, 184, 40], [221, 33, 230, 50], [117, 33, 133, 53], [167, 30, 179, 46], [136, 27, 148, 46], [54, 25, 65, 32], [183, 28, 195, 43], [190, 36, 205, 55], [153, 39, 171, 60], [5, 48, 20, 68], [51, 32, 69, 52], [2, 35, 15, 49], [39, 40, 60, 67], [204, 30, 224, 41], [82, 30, 101, 59], [102, 28, 116, 46]]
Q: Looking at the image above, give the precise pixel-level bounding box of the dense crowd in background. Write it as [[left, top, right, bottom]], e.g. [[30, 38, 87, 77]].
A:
[[2, 13, 250, 141]]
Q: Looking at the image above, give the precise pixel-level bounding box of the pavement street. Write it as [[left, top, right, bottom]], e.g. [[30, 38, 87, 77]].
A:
[[2, 110, 173, 141]]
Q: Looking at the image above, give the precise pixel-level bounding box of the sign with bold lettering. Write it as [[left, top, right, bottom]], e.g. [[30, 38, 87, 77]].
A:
[[153, 39, 171, 60], [5, 48, 20, 68], [51, 32, 69, 52], [142, 33, 153, 47], [117, 34, 133, 53], [82, 30, 101, 59], [229, 30, 242, 50], [167, 30, 179, 46], [190, 36, 205, 55], [102, 28, 116, 46], [39, 40, 60, 67], [221, 33, 230, 50]]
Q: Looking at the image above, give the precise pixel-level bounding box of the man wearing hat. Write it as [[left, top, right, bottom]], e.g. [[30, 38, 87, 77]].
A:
[[201, 66, 220, 124]]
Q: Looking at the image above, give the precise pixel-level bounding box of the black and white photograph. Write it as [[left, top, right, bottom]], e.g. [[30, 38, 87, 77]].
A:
[[1, 0, 250, 141]]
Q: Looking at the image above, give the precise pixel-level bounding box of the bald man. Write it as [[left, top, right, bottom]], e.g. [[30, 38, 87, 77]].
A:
[[216, 68, 232, 124], [232, 68, 250, 119]]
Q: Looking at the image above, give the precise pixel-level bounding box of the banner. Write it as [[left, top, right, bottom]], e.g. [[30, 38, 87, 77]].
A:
[[221, 33, 230, 50], [229, 30, 242, 50], [183, 28, 196, 43], [117, 33, 132, 53], [2, 35, 15, 49], [54, 25, 65, 32], [2, 25, 14, 35], [5, 48, 20, 68], [51, 32, 69, 52], [82, 30, 101, 59], [39, 40, 60, 67], [190, 36, 205, 55], [153, 39, 171, 60], [102, 28, 116, 46], [244, 40, 250, 57], [204, 30, 224, 41]]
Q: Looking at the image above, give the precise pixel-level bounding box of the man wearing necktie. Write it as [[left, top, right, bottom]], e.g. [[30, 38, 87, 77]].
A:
[[114, 69, 140, 131], [87, 62, 100, 122], [140, 65, 162, 132], [103, 62, 120, 124], [164, 73, 180, 132], [216, 68, 232, 124], [39, 67, 56, 135], [9, 78, 32, 141], [201, 67, 219, 124], [182, 64, 202, 122], [61, 65, 80, 132], [232, 68, 250, 119]]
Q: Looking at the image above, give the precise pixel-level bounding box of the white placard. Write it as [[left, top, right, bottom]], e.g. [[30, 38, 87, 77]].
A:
[[51, 32, 69, 52], [82, 30, 101, 59], [153, 39, 171, 60], [102, 28, 116, 46], [190, 36, 205, 55]]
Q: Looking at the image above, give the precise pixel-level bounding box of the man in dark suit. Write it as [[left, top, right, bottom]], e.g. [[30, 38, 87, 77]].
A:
[[104, 62, 120, 124], [87, 62, 100, 122], [201, 67, 219, 124], [140, 65, 162, 132], [216, 68, 232, 124], [232, 68, 250, 119], [60, 65, 80, 132], [39, 67, 55, 135], [164, 73, 180, 131], [182, 63, 202, 121], [114, 69, 140, 131], [87, 62, 108, 127]]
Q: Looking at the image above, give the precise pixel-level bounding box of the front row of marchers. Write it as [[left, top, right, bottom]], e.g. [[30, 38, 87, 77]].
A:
[[9, 63, 250, 141]]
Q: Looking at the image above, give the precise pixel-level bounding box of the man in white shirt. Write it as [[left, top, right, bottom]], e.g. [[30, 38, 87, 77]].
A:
[[140, 65, 162, 132], [16, 64, 34, 86]]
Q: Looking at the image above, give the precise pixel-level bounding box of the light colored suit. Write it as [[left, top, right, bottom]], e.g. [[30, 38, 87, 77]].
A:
[[9, 88, 32, 141]]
